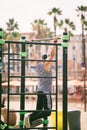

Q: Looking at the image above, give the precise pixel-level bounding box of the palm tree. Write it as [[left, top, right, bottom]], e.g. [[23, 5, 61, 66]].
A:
[[6, 18, 19, 32], [31, 19, 53, 59], [56, 18, 75, 40], [6, 18, 20, 51], [64, 19, 75, 39], [6, 18, 20, 71], [48, 7, 62, 36], [31, 19, 46, 39], [31, 19, 52, 39]]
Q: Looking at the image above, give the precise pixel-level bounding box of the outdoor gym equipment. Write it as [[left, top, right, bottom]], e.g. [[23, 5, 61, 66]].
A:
[[0, 28, 68, 130]]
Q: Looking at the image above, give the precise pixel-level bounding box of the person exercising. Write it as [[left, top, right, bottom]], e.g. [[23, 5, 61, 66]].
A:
[[24, 37, 58, 128]]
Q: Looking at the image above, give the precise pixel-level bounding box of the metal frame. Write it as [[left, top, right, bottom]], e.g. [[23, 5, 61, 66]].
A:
[[0, 36, 68, 130]]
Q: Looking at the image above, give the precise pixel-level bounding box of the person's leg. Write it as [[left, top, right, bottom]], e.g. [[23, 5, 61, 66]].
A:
[[24, 92, 52, 128], [30, 94, 52, 122], [24, 91, 44, 128], [29, 91, 44, 119], [43, 94, 52, 118]]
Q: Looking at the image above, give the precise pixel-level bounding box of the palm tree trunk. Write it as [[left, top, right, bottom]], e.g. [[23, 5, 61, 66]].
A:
[[82, 22, 86, 111], [54, 16, 57, 36]]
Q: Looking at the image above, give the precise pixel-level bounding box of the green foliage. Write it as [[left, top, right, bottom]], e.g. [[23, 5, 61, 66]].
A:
[[57, 20, 63, 27], [6, 18, 19, 32], [48, 7, 62, 35], [84, 21, 87, 26], [76, 5, 87, 12], [48, 7, 62, 15], [65, 19, 75, 30], [76, 5, 87, 28]]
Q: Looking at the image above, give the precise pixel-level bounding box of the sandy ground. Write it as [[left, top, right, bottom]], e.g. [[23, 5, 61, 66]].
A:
[[2, 94, 87, 130]]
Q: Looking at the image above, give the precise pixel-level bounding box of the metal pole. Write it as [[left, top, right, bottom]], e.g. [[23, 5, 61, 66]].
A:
[[20, 37, 26, 127], [62, 31, 69, 130], [56, 44, 58, 130], [0, 28, 4, 122], [0, 28, 3, 121]]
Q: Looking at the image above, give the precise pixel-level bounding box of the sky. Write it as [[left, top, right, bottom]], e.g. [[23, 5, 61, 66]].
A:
[[0, 0, 87, 34]]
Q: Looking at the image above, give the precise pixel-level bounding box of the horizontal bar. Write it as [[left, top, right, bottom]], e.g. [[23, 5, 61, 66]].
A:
[[5, 40, 61, 46], [2, 53, 19, 55], [8, 93, 57, 95], [8, 109, 57, 113], [9, 76, 56, 78], [6, 127, 56, 130], [9, 58, 56, 62]]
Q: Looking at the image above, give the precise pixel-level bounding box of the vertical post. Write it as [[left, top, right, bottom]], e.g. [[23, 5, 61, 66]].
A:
[[20, 36, 27, 127], [62, 31, 69, 130], [0, 28, 4, 121], [7, 41, 11, 128], [55, 44, 58, 130]]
